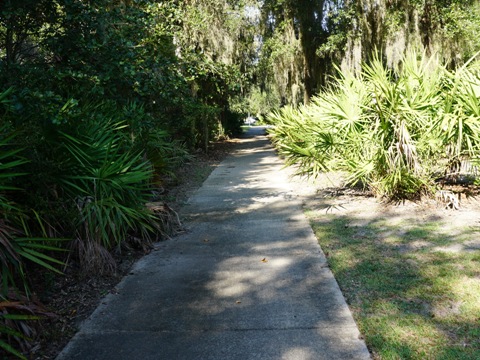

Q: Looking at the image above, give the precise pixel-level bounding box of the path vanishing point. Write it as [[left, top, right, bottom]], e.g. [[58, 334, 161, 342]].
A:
[[57, 126, 371, 360]]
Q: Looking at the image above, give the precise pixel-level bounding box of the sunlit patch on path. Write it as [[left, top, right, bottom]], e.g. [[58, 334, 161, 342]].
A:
[[57, 127, 370, 360]]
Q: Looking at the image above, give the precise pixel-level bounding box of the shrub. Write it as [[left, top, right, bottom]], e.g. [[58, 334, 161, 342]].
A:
[[268, 51, 480, 200], [59, 120, 156, 273], [0, 112, 63, 359]]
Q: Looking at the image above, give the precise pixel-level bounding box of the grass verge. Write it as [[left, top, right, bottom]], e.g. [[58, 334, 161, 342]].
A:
[[306, 202, 480, 359]]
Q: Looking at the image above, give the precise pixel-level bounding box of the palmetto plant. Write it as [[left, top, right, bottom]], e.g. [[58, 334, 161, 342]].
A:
[[60, 121, 156, 273], [440, 57, 480, 171], [269, 51, 480, 200], [0, 294, 56, 360], [0, 122, 63, 359], [122, 101, 192, 179]]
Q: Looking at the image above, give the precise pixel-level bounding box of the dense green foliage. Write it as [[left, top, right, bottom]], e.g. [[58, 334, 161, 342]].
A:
[[0, 1, 256, 357], [256, 0, 480, 105], [1, 0, 480, 357], [269, 52, 480, 200], [0, 0, 253, 274]]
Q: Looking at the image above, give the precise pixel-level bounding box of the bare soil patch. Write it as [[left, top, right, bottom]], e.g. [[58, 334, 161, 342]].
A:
[[288, 171, 480, 254]]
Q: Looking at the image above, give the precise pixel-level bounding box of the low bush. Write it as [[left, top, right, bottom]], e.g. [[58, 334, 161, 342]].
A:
[[0, 110, 63, 359], [268, 51, 480, 200], [59, 120, 157, 273]]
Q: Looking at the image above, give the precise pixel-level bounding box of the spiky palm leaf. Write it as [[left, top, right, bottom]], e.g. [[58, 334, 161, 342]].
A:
[[0, 117, 64, 359], [268, 50, 480, 200], [59, 121, 156, 273]]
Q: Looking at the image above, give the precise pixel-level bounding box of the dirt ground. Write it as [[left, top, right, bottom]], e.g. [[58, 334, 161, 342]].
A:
[[288, 170, 480, 254]]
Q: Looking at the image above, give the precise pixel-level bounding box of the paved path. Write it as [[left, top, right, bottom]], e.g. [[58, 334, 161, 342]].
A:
[[57, 127, 370, 360]]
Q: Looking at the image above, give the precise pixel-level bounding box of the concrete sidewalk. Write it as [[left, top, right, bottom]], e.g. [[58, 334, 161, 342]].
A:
[[57, 127, 370, 360]]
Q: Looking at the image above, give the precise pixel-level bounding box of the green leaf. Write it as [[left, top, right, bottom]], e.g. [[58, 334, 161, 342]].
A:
[[0, 338, 27, 360]]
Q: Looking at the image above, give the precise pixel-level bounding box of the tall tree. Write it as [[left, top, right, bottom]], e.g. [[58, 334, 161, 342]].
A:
[[255, 0, 480, 106]]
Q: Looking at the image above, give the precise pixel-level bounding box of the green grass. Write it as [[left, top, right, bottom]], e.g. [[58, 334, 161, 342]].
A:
[[308, 212, 480, 359]]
